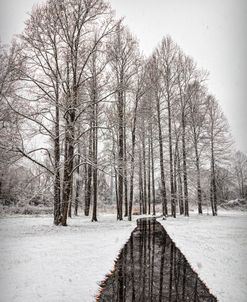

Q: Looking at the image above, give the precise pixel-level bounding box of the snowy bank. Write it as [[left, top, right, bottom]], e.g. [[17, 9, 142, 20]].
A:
[[0, 215, 136, 302], [159, 211, 247, 302], [0, 212, 247, 302]]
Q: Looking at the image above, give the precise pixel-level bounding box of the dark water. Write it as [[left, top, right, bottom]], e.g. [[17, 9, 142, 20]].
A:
[[97, 218, 217, 302]]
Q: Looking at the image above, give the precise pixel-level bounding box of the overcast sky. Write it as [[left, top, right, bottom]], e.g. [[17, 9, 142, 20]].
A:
[[0, 0, 246, 153]]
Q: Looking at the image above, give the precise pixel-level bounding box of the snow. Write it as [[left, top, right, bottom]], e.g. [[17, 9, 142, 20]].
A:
[[0, 215, 136, 302], [0, 211, 247, 302], [159, 211, 247, 302]]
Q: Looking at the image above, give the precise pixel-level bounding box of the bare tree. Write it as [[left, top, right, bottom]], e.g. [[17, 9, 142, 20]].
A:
[[233, 151, 247, 199], [2, 2, 239, 223], [0, 42, 23, 198], [206, 95, 232, 215], [147, 56, 168, 217], [188, 82, 208, 214], [128, 63, 145, 220], [108, 23, 139, 220], [176, 52, 200, 216], [157, 36, 179, 217]]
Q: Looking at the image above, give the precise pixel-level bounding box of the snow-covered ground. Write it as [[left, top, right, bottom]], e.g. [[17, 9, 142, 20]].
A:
[[0, 214, 136, 302], [159, 211, 247, 302], [0, 211, 246, 302]]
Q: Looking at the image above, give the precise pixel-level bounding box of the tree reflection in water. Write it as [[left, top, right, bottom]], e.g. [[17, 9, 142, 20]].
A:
[[97, 218, 217, 302]]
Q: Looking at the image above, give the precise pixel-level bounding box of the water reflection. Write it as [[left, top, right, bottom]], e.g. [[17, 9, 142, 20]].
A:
[[97, 218, 217, 302]]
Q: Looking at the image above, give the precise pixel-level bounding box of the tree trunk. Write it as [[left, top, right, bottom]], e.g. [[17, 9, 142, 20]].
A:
[[173, 149, 178, 212], [168, 98, 176, 217], [210, 141, 217, 216], [74, 144, 81, 216], [156, 96, 168, 217], [194, 140, 203, 214], [128, 96, 139, 221], [128, 137, 135, 220], [85, 128, 93, 216], [147, 131, 151, 215], [139, 150, 144, 215], [142, 130, 147, 214], [176, 144, 184, 215], [61, 110, 76, 226], [181, 112, 189, 216], [84, 162, 88, 215], [117, 88, 124, 221], [74, 167, 80, 216], [124, 119, 128, 217], [53, 90, 61, 225], [68, 185, 73, 218], [92, 100, 98, 222], [53, 155, 61, 225], [150, 125, 156, 216]]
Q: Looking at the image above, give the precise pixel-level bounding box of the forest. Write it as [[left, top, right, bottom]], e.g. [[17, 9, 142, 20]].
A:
[[1, 0, 247, 227]]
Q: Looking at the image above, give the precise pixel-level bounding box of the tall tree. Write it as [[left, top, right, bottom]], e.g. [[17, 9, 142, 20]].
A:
[[233, 151, 247, 199], [128, 63, 145, 221], [0, 43, 23, 198], [188, 82, 208, 214], [108, 24, 139, 220], [206, 95, 232, 215], [147, 56, 168, 217], [157, 36, 179, 217], [176, 52, 199, 216]]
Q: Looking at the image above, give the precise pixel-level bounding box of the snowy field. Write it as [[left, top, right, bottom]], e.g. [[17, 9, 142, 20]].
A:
[[0, 215, 136, 302], [0, 211, 247, 302], [160, 211, 247, 302]]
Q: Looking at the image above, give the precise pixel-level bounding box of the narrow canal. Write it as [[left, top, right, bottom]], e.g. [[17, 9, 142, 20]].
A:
[[97, 218, 217, 302]]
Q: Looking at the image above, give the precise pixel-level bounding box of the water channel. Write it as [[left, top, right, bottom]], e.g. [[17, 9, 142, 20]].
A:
[[97, 218, 217, 302]]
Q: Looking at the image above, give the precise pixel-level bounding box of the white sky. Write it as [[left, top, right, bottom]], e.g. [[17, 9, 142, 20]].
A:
[[0, 0, 246, 153]]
